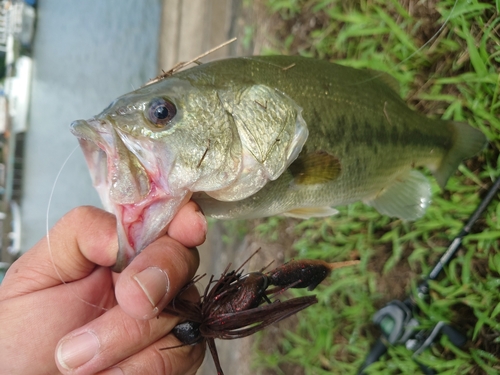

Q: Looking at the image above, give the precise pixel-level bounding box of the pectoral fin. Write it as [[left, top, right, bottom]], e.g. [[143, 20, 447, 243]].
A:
[[283, 206, 339, 219], [290, 151, 341, 185], [365, 170, 431, 221]]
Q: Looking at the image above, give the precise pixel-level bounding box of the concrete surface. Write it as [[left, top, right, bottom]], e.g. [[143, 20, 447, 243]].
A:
[[20, 0, 162, 252]]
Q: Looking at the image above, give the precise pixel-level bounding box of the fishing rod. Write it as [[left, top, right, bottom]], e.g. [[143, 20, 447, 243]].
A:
[[358, 175, 500, 375]]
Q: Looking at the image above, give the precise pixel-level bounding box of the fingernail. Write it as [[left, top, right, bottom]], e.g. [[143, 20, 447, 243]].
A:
[[133, 267, 170, 309], [196, 209, 207, 223], [57, 331, 100, 370]]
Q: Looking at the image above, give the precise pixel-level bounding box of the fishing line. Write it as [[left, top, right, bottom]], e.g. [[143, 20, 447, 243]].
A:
[[348, 0, 459, 87], [46, 145, 108, 311], [43, 1, 459, 313], [247, 0, 460, 90], [396, 0, 458, 68]]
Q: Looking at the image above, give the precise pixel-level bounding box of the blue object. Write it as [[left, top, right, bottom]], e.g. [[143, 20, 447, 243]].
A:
[[0, 263, 10, 284]]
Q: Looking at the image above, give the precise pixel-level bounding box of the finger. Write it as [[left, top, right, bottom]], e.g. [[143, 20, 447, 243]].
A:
[[0, 206, 118, 299], [55, 304, 170, 374], [55, 305, 202, 374], [167, 201, 207, 248], [0, 267, 113, 375], [115, 235, 200, 319], [55, 260, 201, 374], [97, 335, 204, 375]]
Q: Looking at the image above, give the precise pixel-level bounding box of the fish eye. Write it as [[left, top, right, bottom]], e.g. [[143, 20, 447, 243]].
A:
[[147, 98, 176, 127]]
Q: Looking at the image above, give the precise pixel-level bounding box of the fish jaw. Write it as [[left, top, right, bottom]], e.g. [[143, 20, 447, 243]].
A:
[[71, 118, 187, 271], [113, 186, 191, 271], [71, 120, 115, 212]]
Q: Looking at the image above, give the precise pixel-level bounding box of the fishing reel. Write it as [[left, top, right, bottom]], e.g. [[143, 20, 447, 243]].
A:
[[358, 175, 500, 374], [359, 298, 466, 374]]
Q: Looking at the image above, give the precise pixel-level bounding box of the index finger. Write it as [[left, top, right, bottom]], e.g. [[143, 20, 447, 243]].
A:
[[0, 206, 118, 299]]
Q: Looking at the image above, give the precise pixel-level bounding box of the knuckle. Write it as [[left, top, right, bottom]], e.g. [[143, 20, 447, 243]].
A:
[[155, 341, 204, 375], [153, 347, 173, 375], [124, 318, 154, 343], [66, 205, 98, 221]]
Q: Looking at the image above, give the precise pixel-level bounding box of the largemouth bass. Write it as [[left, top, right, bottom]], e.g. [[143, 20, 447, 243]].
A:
[[71, 56, 486, 271]]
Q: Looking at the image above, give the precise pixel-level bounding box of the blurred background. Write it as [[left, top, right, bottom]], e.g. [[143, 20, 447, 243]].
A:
[[0, 0, 498, 374]]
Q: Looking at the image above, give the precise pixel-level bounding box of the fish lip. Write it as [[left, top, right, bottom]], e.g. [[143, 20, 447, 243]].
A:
[[70, 118, 108, 144], [71, 119, 115, 212]]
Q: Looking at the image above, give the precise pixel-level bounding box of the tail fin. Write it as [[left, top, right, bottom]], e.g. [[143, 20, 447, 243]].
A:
[[434, 121, 487, 189]]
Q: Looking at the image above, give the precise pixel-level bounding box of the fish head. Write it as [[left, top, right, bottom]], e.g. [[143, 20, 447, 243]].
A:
[[71, 76, 243, 270]]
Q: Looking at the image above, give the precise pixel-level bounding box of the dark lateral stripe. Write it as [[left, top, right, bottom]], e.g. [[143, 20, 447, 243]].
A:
[[321, 114, 451, 151]]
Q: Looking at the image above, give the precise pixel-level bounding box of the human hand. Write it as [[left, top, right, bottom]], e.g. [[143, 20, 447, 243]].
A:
[[0, 203, 207, 375]]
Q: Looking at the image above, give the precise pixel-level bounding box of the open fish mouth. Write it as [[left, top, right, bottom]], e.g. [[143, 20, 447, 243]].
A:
[[71, 119, 189, 271]]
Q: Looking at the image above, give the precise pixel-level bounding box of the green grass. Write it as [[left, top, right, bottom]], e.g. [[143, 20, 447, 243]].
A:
[[247, 0, 500, 374]]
